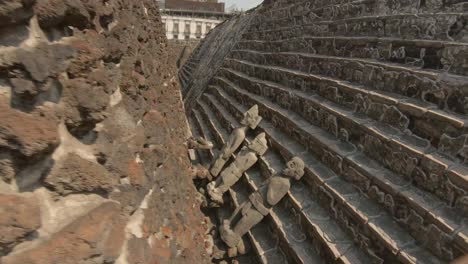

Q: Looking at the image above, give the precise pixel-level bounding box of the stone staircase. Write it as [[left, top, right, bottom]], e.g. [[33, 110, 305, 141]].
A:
[[183, 0, 468, 263]]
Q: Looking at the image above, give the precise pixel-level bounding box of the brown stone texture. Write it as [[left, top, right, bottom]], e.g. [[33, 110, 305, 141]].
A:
[[2, 202, 125, 264], [0, 0, 210, 263], [0, 101, 59, 159], [182, 0, 468, 263], [0, 0, 35, 25], [0, 193, 41, 256], [44, 153, 117, 195]]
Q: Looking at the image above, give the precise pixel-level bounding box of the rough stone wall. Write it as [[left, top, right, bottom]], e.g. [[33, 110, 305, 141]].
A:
[[0, 1, 210, 264], [183, 0, 468, 263]]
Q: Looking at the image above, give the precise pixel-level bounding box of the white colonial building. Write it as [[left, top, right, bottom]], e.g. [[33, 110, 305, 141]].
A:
[[162, 15, 221, 40], [158, 0, 232, 40]]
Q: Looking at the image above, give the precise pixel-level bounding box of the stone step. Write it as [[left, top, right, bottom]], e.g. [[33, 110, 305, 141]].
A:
[[221, 59, 468, 156], [216, 66, 468, 205], [242, 13, 466, 43], [212, 71, 466, 239], [234, 176, 320, 264], [254, 0, 378, 24], [182, 65, 193, 77], [228, 49, 468, 117], [215, 190, 261, 264], [196, 110, 281, 264], [247, 156, 373, 264], [191, 108, 216, 159], [179, 68, 190, 87], [195, 103, 225, 149], [250, 11, 465, 36], [197, 99, 324, 264], [256, 0, 466, 20], [206, 87, 458, 263], [201, 92, 423, 263], [197, 96, 351, 264], [229, 181, 291, 264], [235, 37, 468, 75], [205, 84, 467, 262], [187, 113, 209, 165]]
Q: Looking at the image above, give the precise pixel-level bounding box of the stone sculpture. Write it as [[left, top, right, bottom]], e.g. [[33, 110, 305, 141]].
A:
[[207, 133, 268, 205], [210, 105, 262, 177], [219, 157, 305, 256], [187, 136, 214, 150]]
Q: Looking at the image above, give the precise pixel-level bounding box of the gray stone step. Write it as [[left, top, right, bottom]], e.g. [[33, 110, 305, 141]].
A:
[[196, 99, 305, 264], [188, 111, 211, 165], [191, 109, 215, 160], [228, 49, 468, 116], [210, 77, 468, 256], [201, 92, 398, 263], [235, 37, 468, 75], [205, 84, 464, 262], [195, 103, 225, 149], [242, 13, 466, 43], [216, 65, 468, 204], [229, 183, 291, 264], [221, 59, 468, 153], [254, 0, 466, 23]]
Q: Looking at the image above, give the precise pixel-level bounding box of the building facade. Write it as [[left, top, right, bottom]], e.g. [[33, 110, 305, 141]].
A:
[[158, 0, 232, 40]]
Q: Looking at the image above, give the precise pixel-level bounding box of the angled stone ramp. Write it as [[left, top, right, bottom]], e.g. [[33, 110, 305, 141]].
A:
[[196, 98, 353, 264], [199, 92, 397, 264], [203, 83, 464, 263], [215, 65, 468, 206], [235, 37, 468, 75]]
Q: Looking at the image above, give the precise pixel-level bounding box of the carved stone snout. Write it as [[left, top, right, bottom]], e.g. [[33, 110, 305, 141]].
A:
[[187, 137, 214, 150], [282, 157, 305, 180], [240, 104, 262, 130], [247, 132, 268, 156]]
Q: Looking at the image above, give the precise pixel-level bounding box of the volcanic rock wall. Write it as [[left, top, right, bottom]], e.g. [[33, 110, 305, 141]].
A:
[[0, 1, 210, 263], [183, 0, 468, 263]]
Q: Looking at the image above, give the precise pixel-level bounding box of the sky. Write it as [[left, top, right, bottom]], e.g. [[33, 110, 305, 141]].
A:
[[221, 0, 263, 10]]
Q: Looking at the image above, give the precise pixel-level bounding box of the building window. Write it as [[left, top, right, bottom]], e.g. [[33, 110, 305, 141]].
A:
[[173, 22, 179, 34], [185, 35, 190, 40], [184, 22, 190, 34], [196, 24, 202, 38], [174, 35, 178, 39]]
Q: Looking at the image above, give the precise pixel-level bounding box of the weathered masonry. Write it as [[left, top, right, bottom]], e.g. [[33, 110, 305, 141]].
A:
[[182, 0, 468, 263], [0, 1, 210, 263]]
